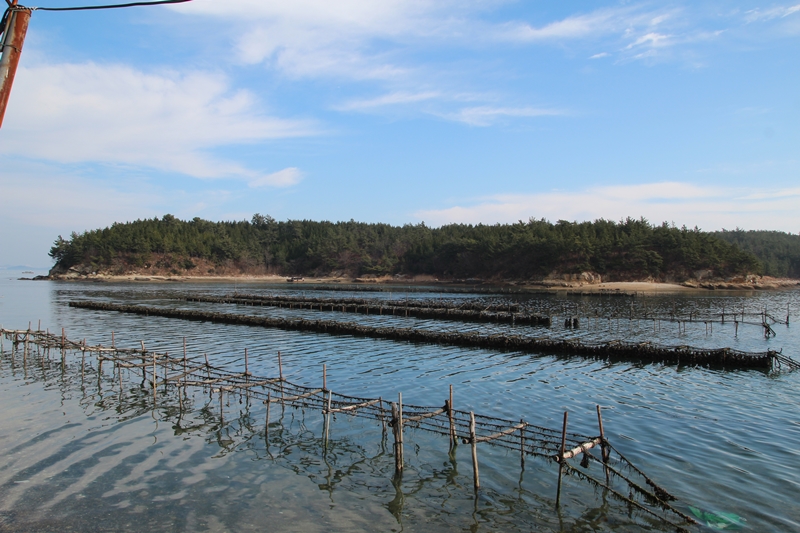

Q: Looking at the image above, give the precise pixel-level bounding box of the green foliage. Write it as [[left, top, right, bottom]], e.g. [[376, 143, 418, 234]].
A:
[[49, 215, 762, 280], [714, 230, 800, 278]]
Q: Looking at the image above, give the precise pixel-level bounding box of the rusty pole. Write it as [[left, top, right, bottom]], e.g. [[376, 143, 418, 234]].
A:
[[0, 3, 31, 128]]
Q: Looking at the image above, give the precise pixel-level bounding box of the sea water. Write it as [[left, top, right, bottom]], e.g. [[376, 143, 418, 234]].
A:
[[1, 273, 799, 531]]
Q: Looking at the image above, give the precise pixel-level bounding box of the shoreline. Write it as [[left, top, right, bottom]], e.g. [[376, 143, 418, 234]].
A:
[[33, 273, 800, 293]]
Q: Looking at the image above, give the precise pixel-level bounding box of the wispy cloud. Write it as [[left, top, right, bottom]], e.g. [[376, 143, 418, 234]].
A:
[[745, 3, 800, 22], [414, 182, 800, 231], [335, 91, 441, 111], [249, 167, 304, 188], [441, 106, 566, 126], [0, 62, 317, 182]]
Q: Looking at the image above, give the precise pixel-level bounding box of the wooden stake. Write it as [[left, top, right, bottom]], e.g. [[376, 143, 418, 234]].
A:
[[449, 384, 455, 447], [379, 396, 386, 434], [519, 418, 525, 469], [244, 348, 249, 376], [323, 363, 327, 391], [278, 351, 284, 401], [392, 402, 402, 474], [470, 411, 480, 490], [265, 391, 271, 436], [324, 389, 332, 444], [153, 352, 157, 403], [398, 392, 404, 468], [556, 411, 568, 508], [597, 405, 609, 483]]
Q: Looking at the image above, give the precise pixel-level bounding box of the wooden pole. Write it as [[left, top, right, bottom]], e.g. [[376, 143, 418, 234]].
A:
[[152, 351, 157, 403], [111, 331, 115, 349], [379, 396, 386, 435], [556, 411, 568, 507], [244, 348, 249, 376], [470, 411, 480, 490], [449, 384, 455, 447], [278, 351, 284, 401], [324, 388, 332, 445], [596, 405, 609, 483], [519, 418, 525, 469], [398, 392, 404, 469], [141, 341, 147, 384], [0, 5, 31, 128], [392, 402, 402, 474], [265, 391, 271, 435], [323, 363, 327, 391]]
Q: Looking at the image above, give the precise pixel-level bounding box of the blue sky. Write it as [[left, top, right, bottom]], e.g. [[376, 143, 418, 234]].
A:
[[1, 0, 799, 267]]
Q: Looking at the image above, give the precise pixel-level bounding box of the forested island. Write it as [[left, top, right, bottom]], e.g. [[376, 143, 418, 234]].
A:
[[44, 214, 800, 287]]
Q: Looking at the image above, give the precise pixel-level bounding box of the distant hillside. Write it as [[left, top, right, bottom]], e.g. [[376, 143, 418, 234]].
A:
[[48, 215, 761, 282], [714, 230, 800, 278]]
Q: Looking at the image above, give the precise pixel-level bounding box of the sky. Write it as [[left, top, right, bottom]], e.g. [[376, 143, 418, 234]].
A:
[[1, 0, 799, 268]]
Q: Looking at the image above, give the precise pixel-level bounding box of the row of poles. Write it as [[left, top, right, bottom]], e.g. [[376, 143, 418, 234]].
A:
[[0, 323, 702, 530], [3, 322, 618, 511]]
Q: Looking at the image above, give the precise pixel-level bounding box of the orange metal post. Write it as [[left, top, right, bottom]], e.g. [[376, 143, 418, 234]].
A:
[[0, 4, 31, 128]]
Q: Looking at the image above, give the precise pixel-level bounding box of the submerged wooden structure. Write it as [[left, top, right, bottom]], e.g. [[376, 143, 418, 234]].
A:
[[183, 293, 553, 326], [1, 325, 698, 531], [68, 300, 794, 370]]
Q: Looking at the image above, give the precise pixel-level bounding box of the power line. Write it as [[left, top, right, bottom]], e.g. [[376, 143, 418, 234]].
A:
[[33, 0, 192, 12]]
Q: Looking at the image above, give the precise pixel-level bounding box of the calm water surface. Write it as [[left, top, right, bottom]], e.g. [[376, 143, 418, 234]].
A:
[[1, 273, 799, 532]]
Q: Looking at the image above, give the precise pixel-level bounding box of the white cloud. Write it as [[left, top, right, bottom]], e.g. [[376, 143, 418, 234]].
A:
[[0, 62, 317, 182], [174, 2, 698, 78], [413, 182, 800, 231], [441, 106, 565, 126], [249, 167, 304, 188], [500, 10, 623, 41], [745, 4, 800, 22], [335, 91, 441, 111], [625, 32, 672, 49]]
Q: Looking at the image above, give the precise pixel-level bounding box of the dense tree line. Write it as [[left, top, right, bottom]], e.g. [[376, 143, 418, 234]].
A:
[[714, 230, 800, 278], [49, 215, 763, 280]]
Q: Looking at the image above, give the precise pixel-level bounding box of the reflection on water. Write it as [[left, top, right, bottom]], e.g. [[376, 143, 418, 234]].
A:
[[1, 342, 675, 532], [1, 276, 800, 531]]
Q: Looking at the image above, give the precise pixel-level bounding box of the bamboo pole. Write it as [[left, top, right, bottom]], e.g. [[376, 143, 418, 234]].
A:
[[470, 411, 480, 490], [556, 411, 568, 507]]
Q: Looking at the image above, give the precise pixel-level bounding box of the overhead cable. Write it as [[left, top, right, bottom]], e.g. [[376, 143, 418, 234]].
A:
[[32, 0, 192, 12]]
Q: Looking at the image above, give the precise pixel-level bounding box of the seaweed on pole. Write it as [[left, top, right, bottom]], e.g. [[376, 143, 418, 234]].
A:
[[68, 300, 787, 370]]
